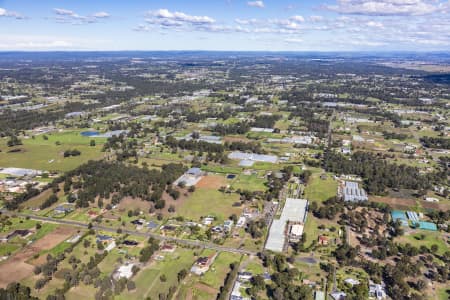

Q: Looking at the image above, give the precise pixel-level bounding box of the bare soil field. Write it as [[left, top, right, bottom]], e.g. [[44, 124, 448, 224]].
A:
[[370, 196, 417, 210], [194, 282, 217, 296], [118, 197, 152, 212], [196, 175, 226, 189], [0, 226, 76, 287], [161, 188, 190, 215], [370, 196, 449, 211]]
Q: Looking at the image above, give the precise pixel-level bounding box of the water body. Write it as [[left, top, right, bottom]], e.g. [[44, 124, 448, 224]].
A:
[[81, 131, 99, 137]]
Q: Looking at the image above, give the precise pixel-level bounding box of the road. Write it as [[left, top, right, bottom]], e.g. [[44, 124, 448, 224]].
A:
[[0, 209, 257, 256]]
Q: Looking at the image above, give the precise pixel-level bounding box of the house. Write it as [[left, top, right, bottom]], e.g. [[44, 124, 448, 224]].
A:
[[202, 217, 215, 225], [161, 244, 176, 253], [289, 224, 304, 242], [2, 229, 33, 242], [173, 167, 204, 187], [318, 235, 329, 246], [344, 278, 360, 286], [87, 210, 99, 219], [314, 291, 325, 300], [236, 216, 246, 228], [105, 241, 116, 252], [190, 253, 217, 275], [54, 204, 74, 214], [238, 271, 253, 282], [131, 219, 144, 226], [224, 220, 234, 232], [123, 240, 138, 246], [369, 281, 387, 299], [147, 221, 159, 230], [113, 263, 135, 280], [96, 235, 113, 243], [330, 291, 346, 300]]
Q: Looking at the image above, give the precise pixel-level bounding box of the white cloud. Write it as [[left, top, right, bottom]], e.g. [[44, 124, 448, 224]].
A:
[[235, 18, 258, 25], [52, 8, 110, 24], [150, 9, 215, 26], [366, 20, 384, 27], [290, 15, 305, 22], [247, 1, 265, 8], [0, 7, 24, 19], [309, 15, 325, 22], [92, 12, 110, 18], [324, 0, 444, 16]]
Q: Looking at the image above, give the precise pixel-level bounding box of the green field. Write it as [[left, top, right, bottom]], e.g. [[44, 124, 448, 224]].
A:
[[177, 188, 242, 221], [396, 232, 448, 255], [117, 248, 195, 300], [201, 251, 241, 289], [231, 173, 267, 192], [0, 130, 105, 172], [304, 174, 338, 203]]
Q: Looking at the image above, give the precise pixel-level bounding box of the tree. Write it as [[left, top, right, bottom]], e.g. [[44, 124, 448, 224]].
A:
[[90, 140, 96, 147]]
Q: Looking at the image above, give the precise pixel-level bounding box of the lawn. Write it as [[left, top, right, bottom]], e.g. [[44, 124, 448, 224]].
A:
[[65, 284, 97, 300], [304, 174, 338, 203], [177, 188, 242, 221], [118, 248, 196, 300], [0, 130, 105, 172], [231, 173, 267, 192], [0, 243, 20, 256], [396, 231, 448, 255], [201, 251, 241, 289]]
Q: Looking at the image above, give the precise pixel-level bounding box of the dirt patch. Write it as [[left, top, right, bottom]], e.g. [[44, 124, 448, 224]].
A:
[[0, 226, 77, 287], [118, 197, 152, 212], [195, 282, 217, 295], [422, 200, 449, 211], [370, 196, 417, 210], [196, 175, 226, 189], [160, 188, 190, 215], [223, 136, 250, 143]]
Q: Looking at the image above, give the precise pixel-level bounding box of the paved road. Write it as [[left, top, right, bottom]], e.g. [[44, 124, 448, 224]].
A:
[[0, 209, 257, 256]]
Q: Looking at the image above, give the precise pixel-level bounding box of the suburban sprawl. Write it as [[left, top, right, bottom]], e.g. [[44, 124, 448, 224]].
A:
[[0, 52, 449, 300]]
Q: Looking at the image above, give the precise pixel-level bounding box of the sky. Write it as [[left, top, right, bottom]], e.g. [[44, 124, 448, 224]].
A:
[[1, 0, 450, 51]]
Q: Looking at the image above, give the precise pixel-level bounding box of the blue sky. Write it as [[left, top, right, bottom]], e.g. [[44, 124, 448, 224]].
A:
[[1, 0, 450, 51]]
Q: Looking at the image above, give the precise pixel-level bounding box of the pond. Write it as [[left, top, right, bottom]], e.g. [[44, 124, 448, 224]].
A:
[[80, 131, 99, 137]]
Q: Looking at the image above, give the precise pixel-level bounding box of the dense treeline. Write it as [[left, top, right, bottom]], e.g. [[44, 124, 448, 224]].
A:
[[420, 136, 450, 149], [61, 160, 185, 208], [212, 121, 251, 135], [254, 252, 313, 300], [0, 282, 38, 300], [383, 131, 410, 140], [217, 262, 239, 300], [0, 102, 92, 135], [165, 136, 263, 154], [6, 184, 41, 210], [323, 151, 441, 194], [252, 114, 281, 128]]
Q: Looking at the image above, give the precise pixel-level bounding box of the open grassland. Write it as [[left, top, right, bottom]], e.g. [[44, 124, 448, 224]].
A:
[[177, 188, 242, 221], [396, 231, 448, 255], [231, 173, 267, 192], [304, 173, 337, 203], [201, 251, 241, 290], [0, 130, 105, 172], [117, 248, 195, 300]]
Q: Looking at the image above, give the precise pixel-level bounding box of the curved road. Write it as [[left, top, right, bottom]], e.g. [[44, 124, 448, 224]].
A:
[[0, 209, 257, 256]]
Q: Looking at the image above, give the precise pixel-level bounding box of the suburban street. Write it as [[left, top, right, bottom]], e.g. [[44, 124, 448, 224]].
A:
[[0, 209, 257, 256]]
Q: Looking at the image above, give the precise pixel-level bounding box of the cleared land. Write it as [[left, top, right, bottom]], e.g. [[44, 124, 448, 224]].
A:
[[0, 225, 76, 287], [177, 188, 242, 221]]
